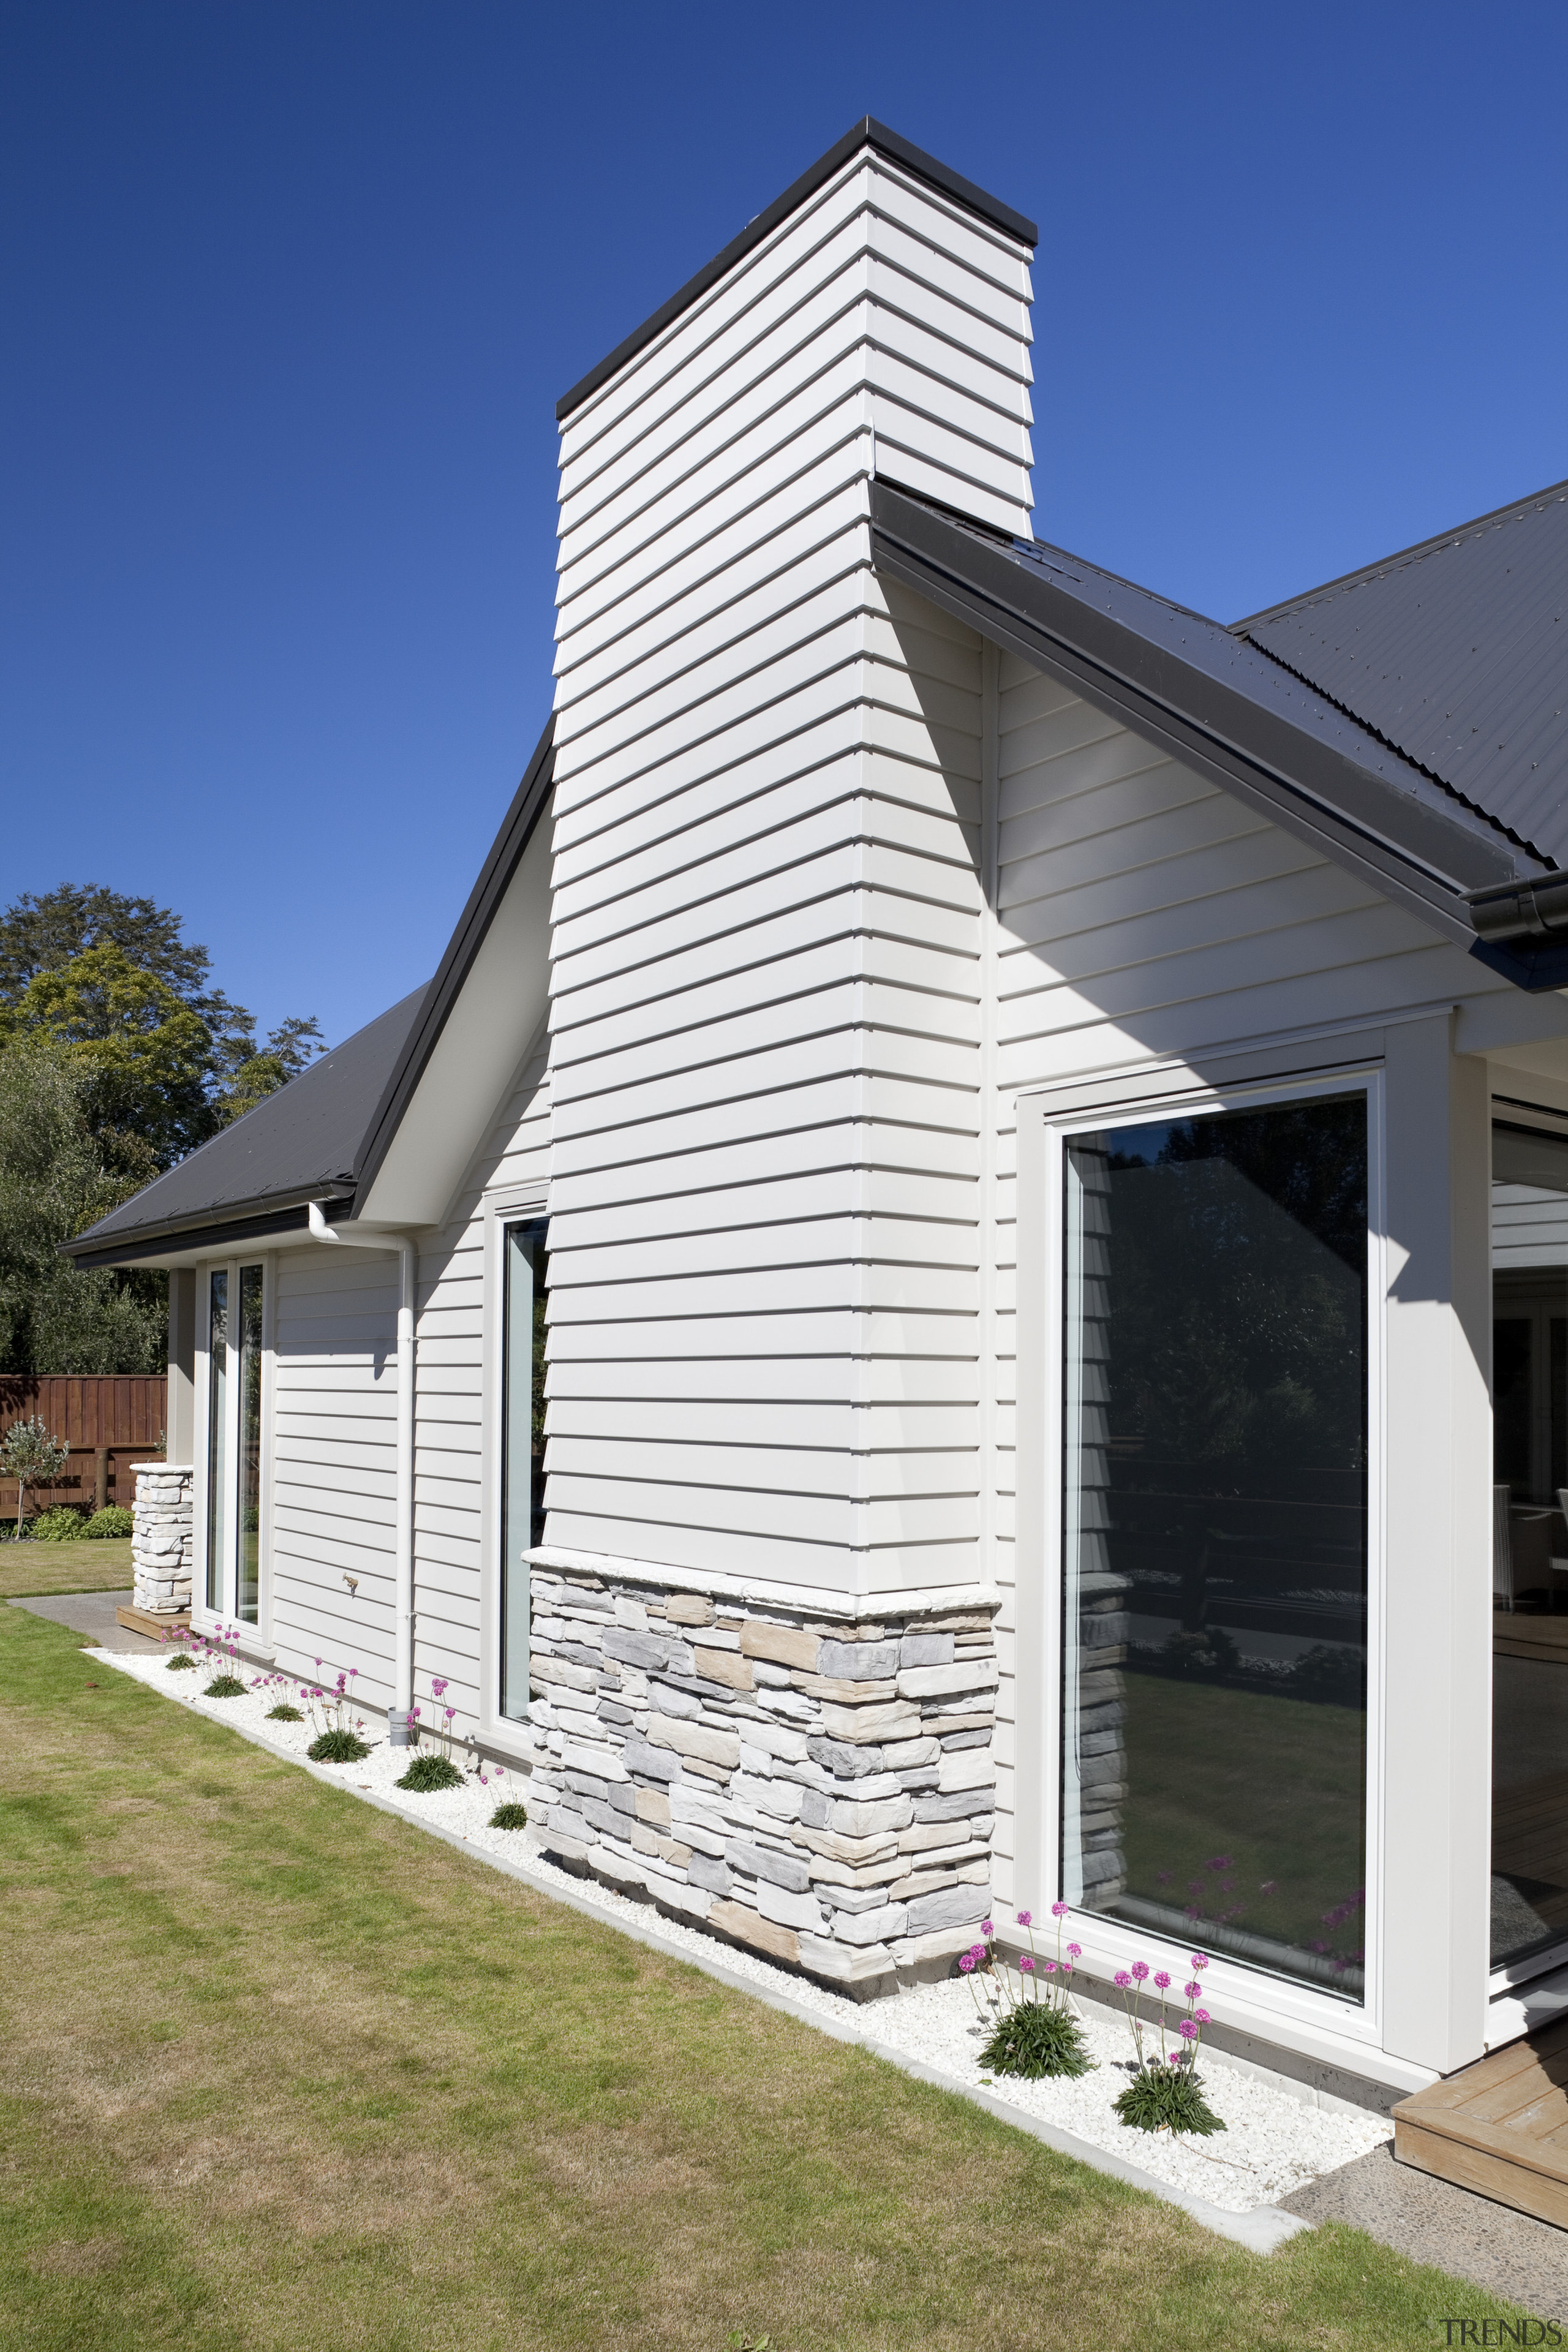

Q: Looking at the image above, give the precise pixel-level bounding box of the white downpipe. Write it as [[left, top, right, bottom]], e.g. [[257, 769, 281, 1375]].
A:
[[309, 1201, 417, 1742]]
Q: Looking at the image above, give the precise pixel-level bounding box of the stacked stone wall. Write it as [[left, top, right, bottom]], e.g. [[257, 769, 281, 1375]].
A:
[[524, 1566, 1000, 1995], [131, 1462, 193, 1616]]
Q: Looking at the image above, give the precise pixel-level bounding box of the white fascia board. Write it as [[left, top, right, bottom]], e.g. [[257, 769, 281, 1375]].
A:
[[356, 821, 552, 1229]]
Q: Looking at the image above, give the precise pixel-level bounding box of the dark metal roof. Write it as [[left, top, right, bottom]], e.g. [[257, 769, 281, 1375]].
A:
[[1237, 481, 1568, 867], [869, 479, 1568, 986], [64, 718, 556, 1267], [61, 985, 430, 1266], [556, 119, 1038, 423]]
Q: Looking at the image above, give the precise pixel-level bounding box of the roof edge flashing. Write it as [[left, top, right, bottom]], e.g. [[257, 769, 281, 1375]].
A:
[[555, 118, 1037, 424]]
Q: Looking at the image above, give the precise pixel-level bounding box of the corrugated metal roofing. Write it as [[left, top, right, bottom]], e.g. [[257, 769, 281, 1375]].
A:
[[64, 984, 430, 1256], [1237, 482, 1568, 867], [996, 531, 1525, 877]]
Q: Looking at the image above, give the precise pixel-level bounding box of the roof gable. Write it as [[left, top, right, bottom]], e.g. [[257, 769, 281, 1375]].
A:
[[64, 720, 555, 1265]]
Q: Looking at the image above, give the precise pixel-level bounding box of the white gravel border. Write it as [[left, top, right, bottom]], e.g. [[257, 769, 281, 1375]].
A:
[[89, 1643, 1394, 2250]]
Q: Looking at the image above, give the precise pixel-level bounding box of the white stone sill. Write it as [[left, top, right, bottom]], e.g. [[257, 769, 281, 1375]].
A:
[[528, 1547, 1003, 1624], [88, 1641, 1327, 2255]]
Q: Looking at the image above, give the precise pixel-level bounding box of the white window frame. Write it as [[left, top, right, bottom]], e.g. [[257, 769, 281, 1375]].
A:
[[192, 1253, 276, 1653], [1017, 1058, 1389, 2054], [476, 1185, 547, 1759]]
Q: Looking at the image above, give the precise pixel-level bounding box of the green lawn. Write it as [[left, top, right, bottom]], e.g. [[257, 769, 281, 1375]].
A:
[[0, 1535, 133, 1599], [0, 1605, 1533, 2351]]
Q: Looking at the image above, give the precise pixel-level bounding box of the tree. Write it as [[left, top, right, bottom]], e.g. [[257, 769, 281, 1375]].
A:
[[0, 884, 323, 1166], [0, 1034, 167, 1374], [0, 1415, 70, 1534]]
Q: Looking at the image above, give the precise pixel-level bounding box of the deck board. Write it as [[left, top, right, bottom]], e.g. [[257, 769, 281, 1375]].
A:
[[1394, 2018, 1568, 2227]]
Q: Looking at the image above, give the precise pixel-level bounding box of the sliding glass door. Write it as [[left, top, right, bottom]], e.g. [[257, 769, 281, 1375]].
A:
[[1061, 1091, 1370, 1998], [202, 1259, 267, 1628]]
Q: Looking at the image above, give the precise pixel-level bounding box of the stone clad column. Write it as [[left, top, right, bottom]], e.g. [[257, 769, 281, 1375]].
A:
[[130, 1462, 194, 1619]]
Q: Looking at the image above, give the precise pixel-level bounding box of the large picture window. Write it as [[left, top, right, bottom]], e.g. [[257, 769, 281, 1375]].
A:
[[1061, 1092, 1370, 1999], [499, 1219, 547, 1722]]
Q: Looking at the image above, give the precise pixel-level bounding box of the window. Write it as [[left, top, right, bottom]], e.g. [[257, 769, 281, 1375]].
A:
[[1490, 1121, 1568, 1971], [1061, 1093, 1370, 1999], [202, 1259, 267, 1627], [499, 1220, 547, 1721], [205, 1270, 228, 1613]]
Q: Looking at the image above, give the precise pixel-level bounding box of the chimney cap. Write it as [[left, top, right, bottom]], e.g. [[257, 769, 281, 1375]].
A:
[[555, 116, 1038, 425]]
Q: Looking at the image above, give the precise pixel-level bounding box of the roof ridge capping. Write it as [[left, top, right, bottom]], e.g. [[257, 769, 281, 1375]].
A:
[[1232, 475, 1568, 631], [555, 117, 1038, 424]]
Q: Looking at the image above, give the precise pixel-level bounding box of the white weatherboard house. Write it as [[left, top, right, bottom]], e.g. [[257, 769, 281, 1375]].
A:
[[71, 121, 1568, 2109]]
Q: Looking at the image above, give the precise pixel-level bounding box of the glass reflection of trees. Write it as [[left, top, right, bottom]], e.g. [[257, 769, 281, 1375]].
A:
[[1063, 1094, 1370, 1997]]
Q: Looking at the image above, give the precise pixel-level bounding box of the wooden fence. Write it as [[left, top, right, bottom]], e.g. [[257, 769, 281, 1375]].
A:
[[0, 1375, 168, 1519]]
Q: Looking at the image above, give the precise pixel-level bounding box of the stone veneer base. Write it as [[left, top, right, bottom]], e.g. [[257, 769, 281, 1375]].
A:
[[131, 1463, 193, 1617], [522, 1559, 1001, 2000]]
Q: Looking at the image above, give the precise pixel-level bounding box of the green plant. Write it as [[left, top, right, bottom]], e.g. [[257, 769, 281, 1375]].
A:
[[1112, 2059, 1225, 2136], [963, 1907, 1095, 2081], [166, 1653, 197, 1672], [1110, 1952, 1225, 2135], [30, 1506, 86, 1542], [397, 1752, 463, 1793], [308, 1728, 370, 1764], [266, 1703, 303, 1722], [979, 1997, 1093, 2080], [203, 1674, 247, 1698], [489, 1801, 528, 1830], [0, 1414, 69, 1532], [84, 1504, 134, 1539]]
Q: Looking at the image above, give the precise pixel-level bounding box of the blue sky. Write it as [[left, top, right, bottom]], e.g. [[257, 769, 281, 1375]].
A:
[[4, 1, 1564, 1051]]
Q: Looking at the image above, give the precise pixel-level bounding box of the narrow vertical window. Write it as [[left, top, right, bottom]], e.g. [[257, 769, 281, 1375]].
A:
[[206, 1270, 228, 1612], [236, 1265, 264, 1625], [500, 1221, 547, 1721], [1061, 1094, 1369, 1997]]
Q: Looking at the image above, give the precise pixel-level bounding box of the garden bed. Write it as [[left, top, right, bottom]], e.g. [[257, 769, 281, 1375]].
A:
[[92, 1640, 1392, 2217]]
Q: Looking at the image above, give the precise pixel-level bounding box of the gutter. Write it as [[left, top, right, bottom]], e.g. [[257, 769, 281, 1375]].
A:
[[1468, 873, 1568, 944], [307, 1202, 418, 1745]]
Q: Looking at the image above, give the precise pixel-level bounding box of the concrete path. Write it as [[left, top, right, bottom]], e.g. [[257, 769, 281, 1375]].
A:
[[1283, 2139, 1568, 2319], [8, 1591, 162, 1653]]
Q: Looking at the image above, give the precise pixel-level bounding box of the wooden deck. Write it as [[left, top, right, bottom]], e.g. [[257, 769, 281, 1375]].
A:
[[1394, 2017, 1568, 2226]]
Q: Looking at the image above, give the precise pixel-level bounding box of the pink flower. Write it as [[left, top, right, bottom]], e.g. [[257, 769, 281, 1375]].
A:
[[1042, 1959, 1056, 1973], [1195, 2009, 1210, 2024], [1016, 1910, 1032, 1929], [1019, 1955, 1035, 1972], [1066, 1942, 1081, 1959], [1184, 1981, 1201, 1999], [1153, 1972, 1170, 1991], [1114, 1970, 1131, 1989], [1130, 1961, 1149, 1983], [959, 1953, 974, 1974], [1051, 1900, 1069, 1918], [1191, 1954, 1209, 1970], [1178, 2018, 1197, 2040], [981, 1918, 993, 1937]]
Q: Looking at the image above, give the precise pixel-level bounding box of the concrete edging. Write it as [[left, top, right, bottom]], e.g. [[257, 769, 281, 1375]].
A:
[[86, 1643, 1310, 2256]]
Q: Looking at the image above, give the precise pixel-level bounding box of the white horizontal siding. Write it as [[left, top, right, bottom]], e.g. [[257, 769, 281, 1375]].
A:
[[978, 647, 1519, 1907], [262, 1044, 550, 1740], [542, 144, 1031, 1597]]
